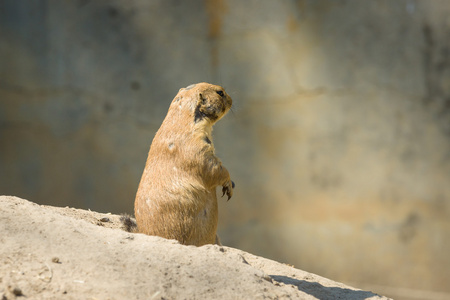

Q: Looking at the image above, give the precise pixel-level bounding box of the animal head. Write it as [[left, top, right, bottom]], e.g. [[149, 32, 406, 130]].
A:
[[171, 82, 233, 124]]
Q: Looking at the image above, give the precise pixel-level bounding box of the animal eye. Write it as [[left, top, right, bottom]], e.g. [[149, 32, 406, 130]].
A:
[[216, 90, 224, 97]]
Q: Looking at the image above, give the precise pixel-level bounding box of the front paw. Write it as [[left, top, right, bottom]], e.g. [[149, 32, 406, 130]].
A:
[[221, 180, 235, 201]]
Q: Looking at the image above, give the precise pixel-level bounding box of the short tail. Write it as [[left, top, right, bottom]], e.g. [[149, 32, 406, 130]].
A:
[[120, 214, 138, 233]]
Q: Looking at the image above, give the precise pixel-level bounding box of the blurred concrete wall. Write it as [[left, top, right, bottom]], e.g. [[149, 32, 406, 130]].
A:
[[1, 1, 450, 298]]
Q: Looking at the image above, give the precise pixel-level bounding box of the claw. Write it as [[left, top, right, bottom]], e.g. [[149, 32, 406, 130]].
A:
[[222, 181, 233, 201]]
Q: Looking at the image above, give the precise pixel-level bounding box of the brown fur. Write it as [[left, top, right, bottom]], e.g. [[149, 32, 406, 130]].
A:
[[134, 82, 234, 246]]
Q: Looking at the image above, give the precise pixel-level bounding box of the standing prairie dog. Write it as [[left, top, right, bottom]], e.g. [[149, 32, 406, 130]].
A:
[[134, 82, 234, 246]]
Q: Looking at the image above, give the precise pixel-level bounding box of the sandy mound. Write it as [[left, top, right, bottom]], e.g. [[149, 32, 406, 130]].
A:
[[0, 196, 390, 299]]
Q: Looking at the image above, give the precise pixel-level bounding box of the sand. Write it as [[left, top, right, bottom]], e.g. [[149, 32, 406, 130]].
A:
[[0, 196, 390, 299]]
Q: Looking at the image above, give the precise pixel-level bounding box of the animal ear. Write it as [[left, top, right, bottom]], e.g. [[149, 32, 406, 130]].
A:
[[194, 95, 204, 123], [198, 93, 204, 104]]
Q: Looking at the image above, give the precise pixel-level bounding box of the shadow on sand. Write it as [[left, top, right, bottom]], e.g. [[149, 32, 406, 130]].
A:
[[270, 275, 382, 300]]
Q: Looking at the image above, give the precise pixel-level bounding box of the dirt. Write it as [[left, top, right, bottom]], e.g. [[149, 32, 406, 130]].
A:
[[0, 196, 391, 299]]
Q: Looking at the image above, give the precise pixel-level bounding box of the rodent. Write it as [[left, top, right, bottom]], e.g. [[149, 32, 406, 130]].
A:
[[134, 82, 234, 246]]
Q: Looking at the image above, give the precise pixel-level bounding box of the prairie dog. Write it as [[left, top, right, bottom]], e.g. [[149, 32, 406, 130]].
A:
[[134, 82, 234, 246]]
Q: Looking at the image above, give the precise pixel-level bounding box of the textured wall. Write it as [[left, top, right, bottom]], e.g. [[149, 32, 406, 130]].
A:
[[1, 1, 450, 298]]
